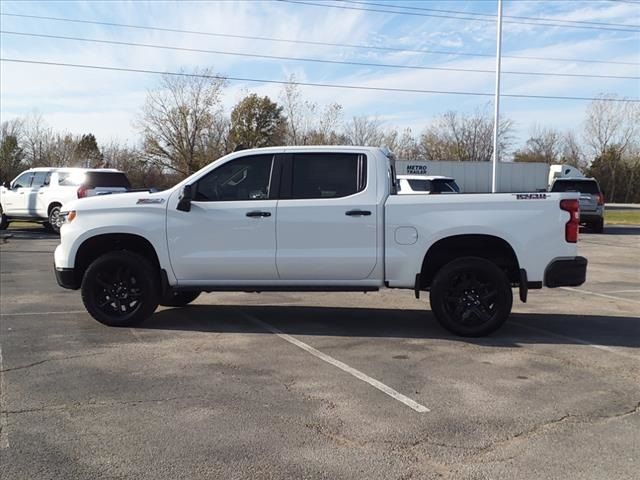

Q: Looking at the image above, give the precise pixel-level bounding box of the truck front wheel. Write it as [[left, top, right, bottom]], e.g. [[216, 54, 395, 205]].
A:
[[429, 257, 513, 337], [81, 251, 159, 327]]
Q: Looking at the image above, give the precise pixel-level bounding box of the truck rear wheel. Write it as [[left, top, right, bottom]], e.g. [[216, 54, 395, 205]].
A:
[[429, 257, 512, 337], [81, 251, 159, 327], [160, 291, 201, 307]]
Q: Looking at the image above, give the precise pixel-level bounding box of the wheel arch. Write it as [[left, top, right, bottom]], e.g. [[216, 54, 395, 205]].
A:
[[420, 234, 520, 289], [47, 201, 62, 215], [74, 233, 162, 286]]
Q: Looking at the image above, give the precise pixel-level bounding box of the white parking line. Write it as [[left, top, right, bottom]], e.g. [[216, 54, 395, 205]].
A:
[[560, 287, 640, 305], [240, 312, 430, 413], [605, 289, 640, 294], [0, 310, 86, 316], [0, 343, 9, 449], [512, 322, 639, 361]]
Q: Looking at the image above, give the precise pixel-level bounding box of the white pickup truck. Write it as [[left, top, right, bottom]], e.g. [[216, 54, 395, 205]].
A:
[[54, 147, 587, 337]]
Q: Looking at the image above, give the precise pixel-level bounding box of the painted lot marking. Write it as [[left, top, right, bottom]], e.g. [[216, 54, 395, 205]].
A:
[[0, 343, 9, 449], [240, 312, 430, 413], [560, 287, 640, 305], [512, 322, 639, 361], [0, 310, 86, 317]]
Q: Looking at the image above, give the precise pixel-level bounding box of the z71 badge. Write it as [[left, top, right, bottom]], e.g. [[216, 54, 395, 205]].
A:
[[515, 193, 548, 200]]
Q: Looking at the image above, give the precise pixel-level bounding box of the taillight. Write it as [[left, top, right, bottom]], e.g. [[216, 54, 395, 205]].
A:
[[560, 199, 580, 243], [77, 185, 89, 198], [597, 193, 604, 206]]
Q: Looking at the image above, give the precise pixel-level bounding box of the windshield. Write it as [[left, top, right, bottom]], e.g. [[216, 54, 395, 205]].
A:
[[551, 180, 599, 194]]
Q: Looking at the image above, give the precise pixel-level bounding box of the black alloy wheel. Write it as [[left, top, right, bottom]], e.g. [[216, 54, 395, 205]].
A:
[[430, 257, 513, 337], [81, 251, 159, 326]]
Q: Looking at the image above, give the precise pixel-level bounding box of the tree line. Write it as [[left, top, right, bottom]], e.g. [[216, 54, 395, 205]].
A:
[[1, 69, 638, 201]]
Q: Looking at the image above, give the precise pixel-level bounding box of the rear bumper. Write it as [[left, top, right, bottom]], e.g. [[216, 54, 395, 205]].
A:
[[55, 266, 79, 290], [544, 257, 587, 288], [581, 211, 603, 221]]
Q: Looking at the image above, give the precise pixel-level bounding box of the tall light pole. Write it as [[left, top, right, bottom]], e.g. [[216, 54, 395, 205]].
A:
[[491, 0, 503, 193]]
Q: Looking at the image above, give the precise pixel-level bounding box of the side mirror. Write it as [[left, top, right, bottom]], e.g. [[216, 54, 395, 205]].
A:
[[2, 181, 10, 189], [177, 184, 193, 212]]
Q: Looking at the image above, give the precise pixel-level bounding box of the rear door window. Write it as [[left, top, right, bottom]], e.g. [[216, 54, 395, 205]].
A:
[[291, 153, 366, 199], [551, 180, 599, 194], [31, 171, 50, 187]]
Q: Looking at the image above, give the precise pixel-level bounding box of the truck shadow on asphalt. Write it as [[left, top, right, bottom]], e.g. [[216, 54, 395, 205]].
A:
[[600, 225, 640, 235], [1, 228, 59, 241], [142, 305, 640, 349]]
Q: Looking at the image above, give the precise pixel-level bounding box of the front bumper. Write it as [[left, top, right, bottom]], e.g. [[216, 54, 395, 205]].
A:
[[55, 266, 79, 290], [544, 257, 587, 288]]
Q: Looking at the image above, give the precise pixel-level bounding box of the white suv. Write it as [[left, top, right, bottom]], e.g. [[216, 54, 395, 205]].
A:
[[397, 175, 461, 194], [0, 168, 131, 233]]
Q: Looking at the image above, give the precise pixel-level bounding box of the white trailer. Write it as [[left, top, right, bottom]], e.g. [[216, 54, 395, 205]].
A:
[[396, 161, 579, 193]]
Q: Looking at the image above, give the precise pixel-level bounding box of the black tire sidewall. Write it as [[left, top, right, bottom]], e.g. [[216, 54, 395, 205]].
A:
[[160, 291, 201, 307], [81, 251, 159, 327], [429, 257, 513, 337]]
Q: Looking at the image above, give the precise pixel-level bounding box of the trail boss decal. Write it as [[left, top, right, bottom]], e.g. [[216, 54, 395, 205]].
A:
[[514, 193, 548, 200]]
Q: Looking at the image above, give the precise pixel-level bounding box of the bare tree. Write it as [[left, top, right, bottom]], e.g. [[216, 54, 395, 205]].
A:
[[560, 131, 586, 170], [137, 68, 227, 176], [344, 116, 384, 146], [419, 107, 514, 161], [513, 125, 563, 164], [23, 113, 53, 167], [584, 96, 639, 158], [280, 79, 343, 145], [379, 127, 420, 159]]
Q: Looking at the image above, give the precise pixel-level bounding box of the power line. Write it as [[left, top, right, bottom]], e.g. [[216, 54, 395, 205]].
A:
[[281, 0, 640, 33], [341, 0, 640, 29], [1, 13, 638, 67], [2, 58, 638, 102], [3, 30, 638, 81]]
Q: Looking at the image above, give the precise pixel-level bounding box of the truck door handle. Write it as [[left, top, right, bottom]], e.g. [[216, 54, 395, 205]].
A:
[[246, 210, 271, 218], [345, 209, 371, 216]]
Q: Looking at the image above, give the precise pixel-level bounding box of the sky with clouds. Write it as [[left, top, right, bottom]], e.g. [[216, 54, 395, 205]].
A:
[[1, 0, 639, 148]]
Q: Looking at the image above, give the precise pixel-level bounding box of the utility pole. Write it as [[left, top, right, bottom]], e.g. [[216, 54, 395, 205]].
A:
[[491, 0, 503, 193]]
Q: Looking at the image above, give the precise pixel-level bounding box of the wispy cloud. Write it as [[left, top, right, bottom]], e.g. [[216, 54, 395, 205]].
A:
[[1, 0, 638, 146]]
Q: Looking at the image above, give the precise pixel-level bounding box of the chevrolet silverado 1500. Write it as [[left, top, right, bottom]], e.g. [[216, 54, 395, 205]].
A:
[[54, 147, 587, 336]]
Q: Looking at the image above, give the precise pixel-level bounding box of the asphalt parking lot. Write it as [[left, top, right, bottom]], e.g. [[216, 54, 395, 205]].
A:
[[1, 227, 638, 480]]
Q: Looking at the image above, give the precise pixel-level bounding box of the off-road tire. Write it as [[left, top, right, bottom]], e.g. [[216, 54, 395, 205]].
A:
[[81, 251, 159, 327], [429, 256, 513, 337]]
